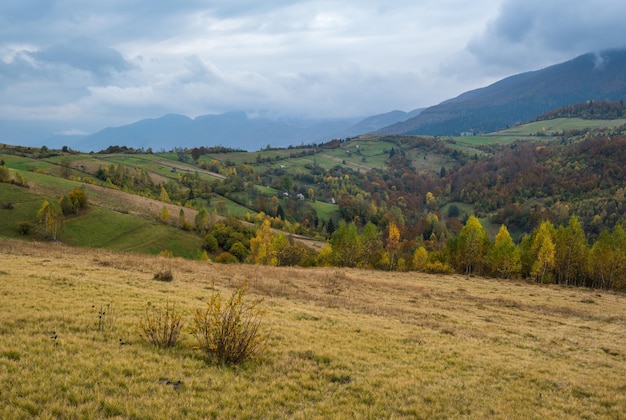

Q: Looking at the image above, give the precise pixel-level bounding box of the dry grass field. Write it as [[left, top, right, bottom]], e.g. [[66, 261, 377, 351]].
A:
[[1, 239, 626, 418]]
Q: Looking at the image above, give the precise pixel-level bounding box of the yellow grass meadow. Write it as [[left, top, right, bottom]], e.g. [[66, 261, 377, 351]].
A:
[[1, 238, 626, 418]]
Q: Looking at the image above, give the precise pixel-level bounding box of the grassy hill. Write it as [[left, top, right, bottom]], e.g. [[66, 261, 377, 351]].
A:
[[1, 239, 625, 418]]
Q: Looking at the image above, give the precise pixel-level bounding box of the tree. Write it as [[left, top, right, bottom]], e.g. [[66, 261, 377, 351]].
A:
[[0, 165, 10, 183], [68, 187, 88, 213], [37, 200, 63, 241], [385, 222, 401, 270], [330, 221, 360, 267], [554, 216, 589, 286], [202, 234, 218, 252], [159, 206, 170, 222], [588, 225, 626, 290], [360, 222, 382, 268], [248, 219, 274, 265], [425, 192, 436, 211], [530, 221, 556, 283], [486, 225, 521, 279], [194, 208, 210, 232], [454, 215, 490, 274], [159, 187, 170, 203], [412, 246, 429, 271], [179, 208, 186, 227], [270, 233, 292, 266]]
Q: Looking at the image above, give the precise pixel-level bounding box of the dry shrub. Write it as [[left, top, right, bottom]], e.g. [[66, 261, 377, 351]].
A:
[[153, 268, 173, 282], [190, 282, 268, 365], [137, 301, 184, 348]]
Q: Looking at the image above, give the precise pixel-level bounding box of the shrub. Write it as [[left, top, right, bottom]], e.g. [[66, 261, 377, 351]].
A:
[[154, 269, 174, 282], [16, 222, 32, 235], [202, 233, 218, 252], [190, 283, 268, 365], [137, 301, 184, 348], [215, 252, 237, 264], [424, 261, 455, 274]]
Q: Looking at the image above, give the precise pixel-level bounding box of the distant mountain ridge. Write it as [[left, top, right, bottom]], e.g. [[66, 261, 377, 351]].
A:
[[62, 109, 421, 152], [379, 48, 626, 136]]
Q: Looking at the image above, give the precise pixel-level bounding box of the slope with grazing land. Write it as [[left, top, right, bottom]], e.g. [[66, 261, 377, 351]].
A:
[[1, 239, 625, 418]]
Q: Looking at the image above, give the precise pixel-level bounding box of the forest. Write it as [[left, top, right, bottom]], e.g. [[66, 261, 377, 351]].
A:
[[2, 102, 626, 292]]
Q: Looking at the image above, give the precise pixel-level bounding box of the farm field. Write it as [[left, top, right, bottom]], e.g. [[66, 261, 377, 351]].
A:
[[1, 239, 625, 418], [455, 117, 626, 146]]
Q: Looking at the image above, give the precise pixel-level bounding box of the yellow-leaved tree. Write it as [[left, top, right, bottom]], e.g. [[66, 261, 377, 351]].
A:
[[386, 222, 401, 270], [531, 221, 556, 283], [37, 200, 63, 241], [486, 225, 521, 279], [248, 219, 274, 265], [454, 215, 490, 275]]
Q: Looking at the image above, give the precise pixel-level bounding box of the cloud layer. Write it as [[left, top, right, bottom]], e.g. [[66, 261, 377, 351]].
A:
[[0, 0, 624, 138]]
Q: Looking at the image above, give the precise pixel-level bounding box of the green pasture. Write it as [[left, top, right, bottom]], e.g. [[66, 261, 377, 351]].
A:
[[310, 200, 339, 221], [62, 207, 202, 258]]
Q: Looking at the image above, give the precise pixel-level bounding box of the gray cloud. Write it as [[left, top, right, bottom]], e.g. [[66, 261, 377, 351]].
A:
[[0, 0, 623, 139], [467, 0, 626, 73], [31, 38, 132, 80]]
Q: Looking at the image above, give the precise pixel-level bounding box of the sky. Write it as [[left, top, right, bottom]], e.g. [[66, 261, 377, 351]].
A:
[[1, 0, 625, 137]]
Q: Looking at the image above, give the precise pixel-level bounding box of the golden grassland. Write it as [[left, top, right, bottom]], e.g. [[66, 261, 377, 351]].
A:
[[1, 239, 626, 419]]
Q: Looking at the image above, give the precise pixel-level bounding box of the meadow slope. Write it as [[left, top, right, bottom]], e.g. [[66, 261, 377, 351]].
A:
[[1, 239, 625, 418]]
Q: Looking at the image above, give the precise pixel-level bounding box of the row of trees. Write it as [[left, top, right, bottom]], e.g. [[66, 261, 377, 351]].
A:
[[227, 213, 626, 291]]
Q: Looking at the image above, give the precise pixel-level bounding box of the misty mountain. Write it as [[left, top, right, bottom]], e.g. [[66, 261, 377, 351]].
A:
[[379, 49, 626, 136], [73, 109, 421, 152], [340, 109, 423, 138]]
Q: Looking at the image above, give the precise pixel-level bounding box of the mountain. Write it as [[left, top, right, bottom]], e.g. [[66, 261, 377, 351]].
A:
[[340, 109, 423, 138], [74, 109, 422, 152], [379, 48, 626, 136]]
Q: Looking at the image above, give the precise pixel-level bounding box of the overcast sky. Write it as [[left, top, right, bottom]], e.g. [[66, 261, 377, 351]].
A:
[[1, 0, 625, 135]]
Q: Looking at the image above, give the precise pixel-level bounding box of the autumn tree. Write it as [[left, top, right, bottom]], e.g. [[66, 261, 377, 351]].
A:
[[412, 246, 429, 271], [194, 208, 210, 232], [554, 216, 589, 286], [68, 187, 88, 214], [38, 200, 63, 241], [384, 222, 401, 270], [159, 206, 170, 223], [330, 221, 360, 267], [486, 225, 521, 279], [248, 219, 274, 265], [359, 222, 382, 268], [530, 221, 556, 283], [454, 215, 490, 274], [159, 187, 171, 203], [588, 225, 626, 289]]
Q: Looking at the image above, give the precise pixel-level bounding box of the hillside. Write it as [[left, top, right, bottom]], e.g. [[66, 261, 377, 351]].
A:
[[3, 110, 626, 292], [1, 239, 625, 418], [380, 49, 626, 136]]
